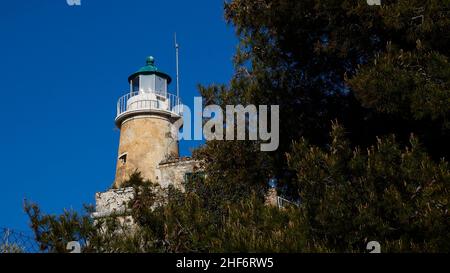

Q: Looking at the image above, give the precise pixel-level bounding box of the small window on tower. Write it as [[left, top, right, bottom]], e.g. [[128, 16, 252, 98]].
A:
[[119, 153, 127, 165]]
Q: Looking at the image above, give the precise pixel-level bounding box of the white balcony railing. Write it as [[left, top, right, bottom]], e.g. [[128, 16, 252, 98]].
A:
[[116, 91, 182, 123], [277, 196, 300, 209]]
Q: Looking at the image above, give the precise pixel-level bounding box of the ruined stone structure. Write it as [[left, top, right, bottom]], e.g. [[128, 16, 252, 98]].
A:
[[94, 157, 199, 218], [155, 157, 198, 189], [93, 187, 134, 218]]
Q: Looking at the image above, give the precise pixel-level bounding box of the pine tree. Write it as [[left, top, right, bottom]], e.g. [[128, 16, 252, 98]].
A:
[[197, 0, 450, 193], [287, 122, 450, 252]]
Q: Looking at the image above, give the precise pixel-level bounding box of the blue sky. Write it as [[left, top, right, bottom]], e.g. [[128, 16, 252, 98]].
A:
[[0, 0, 236, 232]]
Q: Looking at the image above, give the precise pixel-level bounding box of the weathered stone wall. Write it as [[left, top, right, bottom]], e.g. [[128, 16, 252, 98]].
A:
[[114, 115, 179, 188], [98, 159, 200, 219], [93, 187, 135, 218], [156, 159, 199, 190]]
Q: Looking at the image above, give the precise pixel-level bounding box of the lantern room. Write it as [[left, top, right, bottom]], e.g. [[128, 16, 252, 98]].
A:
[[115, 56, 181, 126], [128, 56, 172, 96]]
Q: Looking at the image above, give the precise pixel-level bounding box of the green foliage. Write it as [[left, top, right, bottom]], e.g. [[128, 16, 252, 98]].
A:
[[24, 201, 99, 253], [193, 139, 271, 205], [118, 170, 149, 189], [218, 0, 450, 163], [0, 243, 24, 253], [128, 185, 308, 252], [349, 45, 450, 121], [287, 122, 450, 252], [24, 171, 151, 253]]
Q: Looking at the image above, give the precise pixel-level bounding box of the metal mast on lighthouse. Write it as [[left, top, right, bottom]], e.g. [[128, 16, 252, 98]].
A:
[[174, 33, 180, 104]]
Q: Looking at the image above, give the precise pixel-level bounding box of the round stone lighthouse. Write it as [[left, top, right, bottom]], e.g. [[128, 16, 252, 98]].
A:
[[113, 56, 182, 188]]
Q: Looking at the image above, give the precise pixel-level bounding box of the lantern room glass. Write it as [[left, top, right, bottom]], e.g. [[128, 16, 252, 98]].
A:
[[155, 76, 167, 96], [129, 75, 168, 96], [131, 76, 140, 93], [140, 75, 155, 93]]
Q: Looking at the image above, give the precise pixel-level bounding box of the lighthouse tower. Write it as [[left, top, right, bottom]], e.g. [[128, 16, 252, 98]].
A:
[[113, 56, 182, 188]]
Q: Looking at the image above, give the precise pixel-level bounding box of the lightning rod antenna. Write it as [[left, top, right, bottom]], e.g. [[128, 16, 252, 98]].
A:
[[175, 33, 180, 102]]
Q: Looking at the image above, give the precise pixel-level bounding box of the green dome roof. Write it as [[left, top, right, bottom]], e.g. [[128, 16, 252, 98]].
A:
[[128, 56, 172, 84]]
